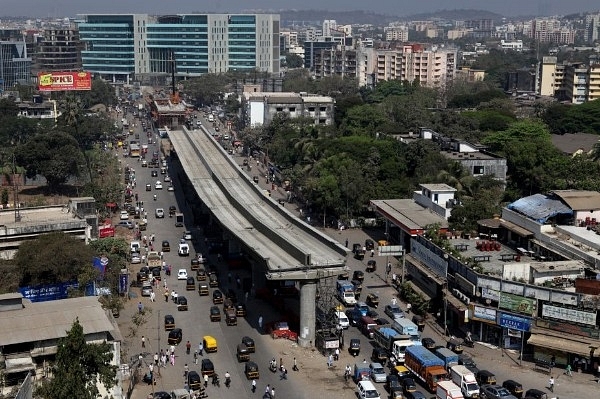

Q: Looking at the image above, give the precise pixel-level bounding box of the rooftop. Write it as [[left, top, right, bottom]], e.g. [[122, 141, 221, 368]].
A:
[[419, 183, 456, 192], [0, 296, 120, 346], [529, 259, 585, 274], [0, 206, 75, 228], [552, 190, 600, 211], [507, 194, 573, 224], [551, 133, 599, 155], [370, 199, 449, 231], [441, 150, 499, 161]]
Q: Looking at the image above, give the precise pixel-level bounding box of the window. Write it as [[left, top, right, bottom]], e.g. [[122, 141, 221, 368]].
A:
[[276, 107, 283, 112], [473, 165, 484, 175]]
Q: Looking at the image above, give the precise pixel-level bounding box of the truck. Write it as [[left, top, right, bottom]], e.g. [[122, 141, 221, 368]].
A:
[[175, 212, 184, 227], [336, 280, 357, 306], [392, 318, 420, 340], [435, 347, 459, 370], [372, 325, 421, 363], [437, 380, 464, 399], [449, 365, 479, 398], [147, 251, 162, 268], [405, 345, 449, 392]]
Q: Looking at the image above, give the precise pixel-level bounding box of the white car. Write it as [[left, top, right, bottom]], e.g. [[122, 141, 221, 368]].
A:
[[168, 186, 175, 192], [177, 269, 188, 280], [155, 208, 164, 218], [120, 211, 129, 220], [155, 181, 163, 190], [164, 175, 171, 182], [130, 253, 141, 264]]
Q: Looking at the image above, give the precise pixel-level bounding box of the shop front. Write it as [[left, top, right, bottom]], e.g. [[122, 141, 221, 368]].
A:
[[527, 330, 597, 369], [469, 305, 502, 346], [498, 312, 531, 351]]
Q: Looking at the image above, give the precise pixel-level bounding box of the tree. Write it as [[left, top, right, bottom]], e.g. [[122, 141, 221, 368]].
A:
[[36, 318, 117, 399], [285, 53, 304, 68], [15, 232, 97, 288]]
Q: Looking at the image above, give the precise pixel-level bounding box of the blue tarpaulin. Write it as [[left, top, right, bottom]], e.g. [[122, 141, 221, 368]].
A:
[[508, 194, 573, 224]]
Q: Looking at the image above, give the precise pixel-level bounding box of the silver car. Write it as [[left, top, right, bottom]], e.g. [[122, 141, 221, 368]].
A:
[[141, 283, 153, 297], [369, 362, 386, 383], [480, 384, 518, 399]]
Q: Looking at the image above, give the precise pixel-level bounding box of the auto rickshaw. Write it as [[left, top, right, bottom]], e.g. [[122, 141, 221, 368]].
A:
[[196, 268, 206, 281], [352, 270, 364, 282], [244, 361, 259, 379], [198, 283, 209, 296], [212, 289, 223, 304], [168, 328, 182, 345], [366, 260, 377, 272], [209, 306, 221, 322], [161, 240, 170, 252], [349, 338, 361, 357], [208, 272, 218, 288], [186, 277, 195, 291], [225, 308, 237, 326], [169, 206, 177, 217], [237, 343, 250, 362], [138, 220, 147, 231], [366, 293, 379, 308], [191, 258, 200, 271], [203, 335, 217, 353], [164, 314, 175, 331], [412, 315, 426, 332], [241, 336, 255, 353], [235, 303, 247, 317]]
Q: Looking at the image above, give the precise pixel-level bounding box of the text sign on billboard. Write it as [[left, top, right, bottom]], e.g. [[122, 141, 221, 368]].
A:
[[542, 304, 597, 326], [379, 245, 403, 256], [472, 305, 497, 322], [38, 71, 92, 91], [499, 312, 531, 332], [119, 274, 128, 294], [499, 292, 536, 315], [410, 239, 447, 277]]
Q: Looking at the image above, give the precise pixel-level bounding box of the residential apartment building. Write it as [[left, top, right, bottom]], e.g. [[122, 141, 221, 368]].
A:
[[538, 57, 600, 103], [584, 13, 600, 43], [500, 39, 523, 51], [322, 20, 337, 37], [384, 26, 408, 42], [241, 91, 334, 128], [563, 63, 590, 104], [527, 18, 576, 44], [76, 13, 280, 84], [34, 27, 83, 73], [358, 44, 457, 89], [538, 56, 565, 97], [0, 29, 31, 92]]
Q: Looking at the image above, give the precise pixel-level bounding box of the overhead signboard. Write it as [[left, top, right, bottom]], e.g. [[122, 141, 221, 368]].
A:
[[499, 312, 531, 332], [499, 292, 536, 315], [38, 71, 92, 91], [472, 305, 497, 322], [542, 304, 597, 326], [379, 245, 403, 256]]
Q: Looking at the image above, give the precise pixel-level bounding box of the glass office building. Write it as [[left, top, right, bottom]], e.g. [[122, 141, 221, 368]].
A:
[[77, 14, 280, 84]]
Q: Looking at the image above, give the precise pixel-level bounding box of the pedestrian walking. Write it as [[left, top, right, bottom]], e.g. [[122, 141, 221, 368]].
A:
[[406, 303, 412, 314], [171, 290, 175, 301], [170, 353, 175, 366], [204, 374, 209, 388], [391, 297, 397, 306], [198, 342, 204, 356], [327, 354, 333, 368], [265, 384, 270, 395], [186, 341, 191, 355], [280, 366, 287, 380], [293, 357, 298, 371], [164, 290, 169, 302], [138, 301, 143, 313], [334, 348, 340, 361], [565, 364, 572, 376], [194, 351, 198, 364], [345, 239, 348, 248], [150, 291, 155, 302], [258, 315, 263, 330], [251, 379, 257, 393], [141, 336, 146, 348], [548, 376, 554, 392], [184, 364, 189, 379], [170, 345, 175, 355], [271, 387, 275, 398], [370, 249, 374, 257], [154, 352, 159, 365]]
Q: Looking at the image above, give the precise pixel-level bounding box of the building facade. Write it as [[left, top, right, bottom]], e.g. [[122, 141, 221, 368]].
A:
[[242, 92, 334, 128], [35, 27, 83, 73], [0, 30, 31, 92], [76, 14, 280, 84]]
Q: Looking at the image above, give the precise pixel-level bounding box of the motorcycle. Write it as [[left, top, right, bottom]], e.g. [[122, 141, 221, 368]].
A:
[[225, 376, 231, 388], [269, 360, 277, 373], [212, 374, 220, 387], [463, 338, 474, 348], [153, 194, 157, 201]]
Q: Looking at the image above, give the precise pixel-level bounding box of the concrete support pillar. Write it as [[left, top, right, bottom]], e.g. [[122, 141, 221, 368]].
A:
[[298, 280, 317, 348]]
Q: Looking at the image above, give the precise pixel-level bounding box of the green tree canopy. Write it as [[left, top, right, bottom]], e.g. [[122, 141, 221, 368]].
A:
[[36, 318, 117, 399]]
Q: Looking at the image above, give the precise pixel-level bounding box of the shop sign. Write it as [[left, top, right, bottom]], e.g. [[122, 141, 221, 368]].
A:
[[472, 305, 497, 322], [119, 274, 128, 294], [537, 319, 600, 339], [499, 312, 531, 332], [481, 287, 500, 301], [410, 239, 447, 277], [499, 292, 536, 315], [541, 304, 597, 326]]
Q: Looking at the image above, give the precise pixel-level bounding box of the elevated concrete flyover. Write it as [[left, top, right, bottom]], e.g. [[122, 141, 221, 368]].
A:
[[168, 126, 347, 346]]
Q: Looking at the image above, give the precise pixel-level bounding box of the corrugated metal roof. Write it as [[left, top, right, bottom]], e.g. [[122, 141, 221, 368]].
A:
[[0, 296, 118, 346], [552, 190, 600, 211], [508, 194, 573, 224], [371, 199, 449, 230]]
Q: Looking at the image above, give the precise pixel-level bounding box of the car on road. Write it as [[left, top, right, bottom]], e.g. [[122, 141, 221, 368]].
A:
[[155, 208, 164, 218], [164, 175, 171, 182], [115, 221, 134, 229], [356, 380, 380, 399], [177, 269, 188, 280], [183, 231, 192, 240], [405, 391, 427, 399], [402, 377, 417, 394], [141, 160, 148, 167], [120, 210, 129, 220], [369, 362, 386, 383], [384, 304, 404, 319], [345, 309, 362, 327], [168, 185, 174, 192], [480, 384, 518, 399], [154, 181, 163, 190], [141, 282, 153, 297], [130, 253, 141, 264]]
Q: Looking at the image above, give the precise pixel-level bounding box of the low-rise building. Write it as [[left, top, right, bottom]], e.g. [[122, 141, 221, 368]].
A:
[[242, 92, 334, 128]]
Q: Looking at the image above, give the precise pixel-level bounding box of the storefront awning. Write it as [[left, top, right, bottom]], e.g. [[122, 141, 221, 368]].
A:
[[500, 220, 534, 237], [527, 334, 595, 357]]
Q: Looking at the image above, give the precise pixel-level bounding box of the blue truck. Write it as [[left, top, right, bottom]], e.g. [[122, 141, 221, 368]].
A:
[[405, 345, 448, 392], [435, 347, 459, 370]]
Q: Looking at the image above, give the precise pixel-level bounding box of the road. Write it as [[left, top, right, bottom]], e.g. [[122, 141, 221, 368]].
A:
[[118, 107, 595, 399]]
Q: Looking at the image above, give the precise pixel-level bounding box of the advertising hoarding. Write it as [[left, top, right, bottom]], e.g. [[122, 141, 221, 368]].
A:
[[410, 238, 448, 277], [38, 71, 92, 91], [499, 312, 532, 332], [541, 304, 597, 326], [499, 292, 536, 315], [472, 305, 497, 322]]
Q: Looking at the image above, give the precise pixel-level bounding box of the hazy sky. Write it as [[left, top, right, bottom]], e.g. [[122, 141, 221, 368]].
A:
[[2, 0, 599, 18]]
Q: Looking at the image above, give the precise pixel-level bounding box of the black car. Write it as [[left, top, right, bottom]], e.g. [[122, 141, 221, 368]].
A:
[[502, 380, 524, 399], [187, 370, 202, 390], [168, 328, 182, 345], [458, 353, 478, 372], [241, 336, 255, 353], [402, 377, 417, 394], [201, 358, 215, 376], [349, 338, 361, 356]]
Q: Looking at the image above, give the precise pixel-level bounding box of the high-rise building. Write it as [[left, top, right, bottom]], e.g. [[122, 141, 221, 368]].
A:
[[322, 19, 337, 37], [584, 13, 600, 43], [35, 28, 83, 72], [76, 14, 280, 84], [0, 30, 32, 92]]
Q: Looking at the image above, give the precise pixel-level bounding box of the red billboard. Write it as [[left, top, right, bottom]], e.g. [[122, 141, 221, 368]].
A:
[[38, 71, 92, 92]]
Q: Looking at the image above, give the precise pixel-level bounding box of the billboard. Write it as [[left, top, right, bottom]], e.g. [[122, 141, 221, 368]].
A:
[[541, 304, 597, 326], [499, 312, 532, 332], [38, 71, 92, 91], [499, 292, 536, 315]]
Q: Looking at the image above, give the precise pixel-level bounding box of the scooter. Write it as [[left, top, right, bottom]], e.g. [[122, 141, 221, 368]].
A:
[[269, 360, 277, 373], [153, 194, 157, 201]]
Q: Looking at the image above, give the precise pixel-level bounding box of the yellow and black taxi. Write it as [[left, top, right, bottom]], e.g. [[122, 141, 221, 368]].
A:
[[244, 361, 259, 380], [186, 277, 195, 291], [196, 267, 206, 281], [237, 343, 250, 362], [164, 314, 175, 331], [190, 258, 200, 271], [212, 289, 223, 304], [201, 358, 215, 376], [225, 308, 237, 326], [241, 336, 255, 353], [168, 328, 183, 345], [202, 335, 217, 353], [187, 371, 202, 391], [208, 272, 218, 288], [209, 306, 221, 322], [235, 303, 247, 317], [162, 240, 170, 252], [176, 296, 188, 311], [223, 298, 234, 312], [198, 283, 209, 296]]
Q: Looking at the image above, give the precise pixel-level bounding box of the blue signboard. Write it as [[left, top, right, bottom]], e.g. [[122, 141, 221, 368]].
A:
[[119, 274, 128, 294], [499, 312, 532, 332], [19, 281, 78, 302]]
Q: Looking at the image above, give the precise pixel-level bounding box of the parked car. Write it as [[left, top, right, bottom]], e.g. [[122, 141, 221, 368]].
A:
[[480, 384, 518, 399], [116, 221, 134, 229], [120, 210, 129, 220]]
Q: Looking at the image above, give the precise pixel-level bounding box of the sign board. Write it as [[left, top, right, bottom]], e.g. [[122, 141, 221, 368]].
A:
[[499, 292, 536, 315], [19, 281, 78, 302], [472, 305, 497, 322], [481, 287, 500, 302], [38, 71, 92, 91], [541, 304, 597, 326], [379, 245, 403, 256], [410, 239, 447, 278], [119, 274, 128, 294], [99, 226, 115, 238], [499, 312, 531, 332]]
